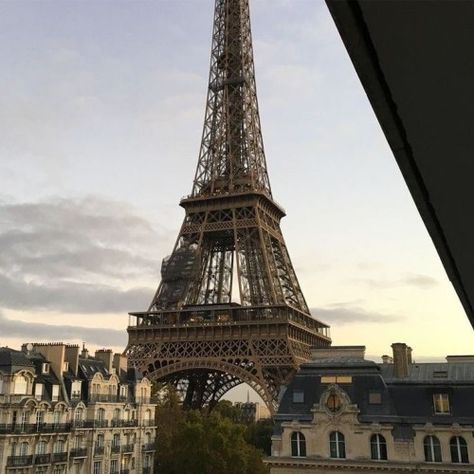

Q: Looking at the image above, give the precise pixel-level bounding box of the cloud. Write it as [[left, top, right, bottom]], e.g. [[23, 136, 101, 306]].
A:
[[311, 304, 400, 325], [360, 273, 439, 290], [0, 196, 164, 313], [0, 273, 153, 314], [0, 312, 126, 347]]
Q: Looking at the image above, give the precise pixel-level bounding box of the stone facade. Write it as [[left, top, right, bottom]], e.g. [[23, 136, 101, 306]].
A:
[[0, 343, 156, 474], [266, 344, 474, 473]]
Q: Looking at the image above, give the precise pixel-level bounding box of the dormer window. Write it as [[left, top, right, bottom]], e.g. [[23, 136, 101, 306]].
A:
[[63, 362, 69, 372], [34, 383, 43, 401], [292, 390, 304, 404], [433, 393, 450, 414], [42, 363, 50, 374]]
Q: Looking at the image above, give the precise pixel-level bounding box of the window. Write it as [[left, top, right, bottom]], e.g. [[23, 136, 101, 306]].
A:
[[321, 375, 352, 384], [36, 441, 47, 455], [110, 460, 118, 473], [424, 435, 442, 462], [433, 393, 450, 414], [370, 434, 387, 460], [369, 392, 382, 404], [63, 362, 69, 372], [112, 434, 120, 447], [326, 393, 342, 413], [74, 408, 83, 423], [34, 383, 43, 401], [53, 467, 64, 474], [292, 390, 304, 403], [42, 363, 50, 374], [14, 374, 28, 395], [36, 410, 44, 428], [113, 408, 121, 420], [0, 374, 3, 394], [290, 432, 306, 457], [330, 431, 346, 459], [97, 408, 105, 423], [52, 385, 60, 402], [53, 411, 61, 426], [450, 436, 469, 464], [54, 440, 65, 454], [96, 435, 104, 448], [11, 442, 17, 456], [20, 442, 29, 456], [71, 381, 82, 399], [93, 461, 101, 474]]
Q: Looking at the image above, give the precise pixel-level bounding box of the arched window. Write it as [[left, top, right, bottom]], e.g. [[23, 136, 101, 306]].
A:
[[424, 435, 442, 462], [330, 431, 346, 459], [145, 409, 152, 425], [290, 432, 306, 457], [450, 436, 469, 464], [53, 410, 61, 426], [97, 408, 105, 422], [113, 433, 121, 447], [370, 434, 387, 460], [14, 374, 28, 395], [36, 441, 47, 455]]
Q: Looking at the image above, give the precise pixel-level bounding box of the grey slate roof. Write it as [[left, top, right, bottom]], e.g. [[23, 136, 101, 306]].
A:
[[276, 358, 474, 431], [0, 347, 35, 373]]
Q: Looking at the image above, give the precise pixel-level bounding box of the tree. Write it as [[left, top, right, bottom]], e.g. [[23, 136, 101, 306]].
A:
[[154, 392, 269, 474]]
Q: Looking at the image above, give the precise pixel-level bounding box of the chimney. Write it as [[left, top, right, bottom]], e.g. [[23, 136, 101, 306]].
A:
[[381, 355, 393, 364], [95, 349, 114, 373], [391, 343, 410, 378], [65, 345, 80, 376], [81, 343, 89, 359], [407, 346, 413, 364], [113, 353, 128, 376]]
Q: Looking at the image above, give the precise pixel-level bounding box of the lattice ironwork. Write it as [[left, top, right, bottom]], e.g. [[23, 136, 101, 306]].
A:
[[125, 0, 331, 415]]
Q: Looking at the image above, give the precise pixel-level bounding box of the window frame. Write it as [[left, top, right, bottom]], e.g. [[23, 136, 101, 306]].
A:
[[433, 393, 450, 415], [370, 434, 388, 461], [450, 436, 469, 464], [329, 431, 346, 459], [290, 431, 307, 458], [424, 435, 442, 463]]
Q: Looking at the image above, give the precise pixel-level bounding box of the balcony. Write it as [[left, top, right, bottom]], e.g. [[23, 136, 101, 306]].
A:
[[142, 443, 156, 452], [142, 420, 156, 427], [111, 445, 121, 454], [0, 423, 71, 434], [111, 419, 138, 428], [33, 454, 51, 465], [94, 446, 105, 456], [7, 455, 33, 467], [89, 394, 121, 403], [142, 468, 152, 474], [70, 448, 88, 458], [75, 420, 109, 429], [122, 444, 134, 453], [52, 452, 68, 463]]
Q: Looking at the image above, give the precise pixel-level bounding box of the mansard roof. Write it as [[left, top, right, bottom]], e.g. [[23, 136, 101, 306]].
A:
[[276, 356, 474, 429], [0, 347, 35, 373]]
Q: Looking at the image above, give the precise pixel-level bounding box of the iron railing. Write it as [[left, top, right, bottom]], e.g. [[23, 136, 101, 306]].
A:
[[111, 419, 138, 428], [94, 446, 105, 456], [0, 423, 71, 434], [142, 443, 156, 452], [111, 445, 121, 454], [7, 455, 33, 467], [52, 452, 68, 463], [70, 448, 88, 458], [122, 444, 134, 453], [33, 454, 51, 465]]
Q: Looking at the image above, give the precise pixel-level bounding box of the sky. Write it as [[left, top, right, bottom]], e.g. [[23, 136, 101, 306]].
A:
[[0, 0, 473, 402]]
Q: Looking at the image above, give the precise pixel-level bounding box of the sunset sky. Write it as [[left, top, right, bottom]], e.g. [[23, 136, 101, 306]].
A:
[[1, 0, 472, 401]]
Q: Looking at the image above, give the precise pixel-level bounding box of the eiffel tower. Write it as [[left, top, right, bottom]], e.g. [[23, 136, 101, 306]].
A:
[[126, 0, 331, 414]]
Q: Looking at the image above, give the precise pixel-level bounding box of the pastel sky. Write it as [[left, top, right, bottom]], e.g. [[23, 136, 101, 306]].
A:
[[0, 0, 472, 402]]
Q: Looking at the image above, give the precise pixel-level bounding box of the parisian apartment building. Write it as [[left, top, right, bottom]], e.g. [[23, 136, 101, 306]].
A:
[[0, 342, 156, 474], [266, 343, 474, 473]]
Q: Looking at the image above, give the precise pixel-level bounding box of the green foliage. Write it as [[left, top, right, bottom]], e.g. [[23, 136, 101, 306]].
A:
[[154, 390, 269, 474], [246, 418, 274, 456]]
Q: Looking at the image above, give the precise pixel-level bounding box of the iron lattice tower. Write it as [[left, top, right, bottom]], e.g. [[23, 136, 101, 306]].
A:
[[126, 0, 330, 414]]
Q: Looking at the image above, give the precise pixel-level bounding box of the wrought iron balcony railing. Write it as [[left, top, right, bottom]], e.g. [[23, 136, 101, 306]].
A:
[[142, 443, 156, 452], [121, 444, 134, 453], [52, 452, 68, 463], [70, 448, 88, 458], [0, 423, 71, 434], [94, 446, 105, 456], [74, 420, 109, 429], [33, 454, 51, 465], [7, 455, 33, 467], [111, 419, 138, 428], [111, 445, 121, 454]]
